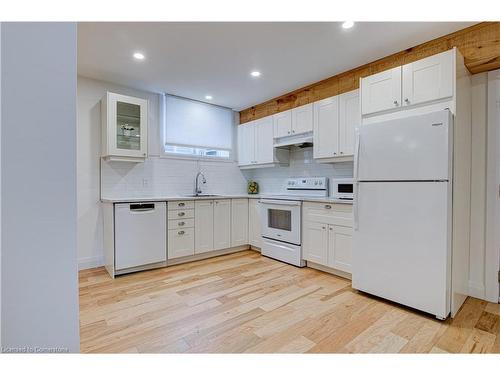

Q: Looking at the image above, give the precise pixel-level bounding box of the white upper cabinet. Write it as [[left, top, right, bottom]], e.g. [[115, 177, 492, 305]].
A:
[[273, 110, 292, 138], [313, 89, 359, 161], [313, 96, 339, 159], [101, 92, 148, 162], [237, 121, 255, 166], [195, 200, 214, 254], [361, 67, 402, 115], [255, 117, 274, 164], [339, 90, 360, 156], [213, 199, 231, 251], [291, 103, 314, 135], [402, 49, 454, 107]]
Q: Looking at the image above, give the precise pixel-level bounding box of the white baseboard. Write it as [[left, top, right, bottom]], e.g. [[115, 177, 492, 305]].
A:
[[78, 255, 104, 270], [468, 280, 486, 300]]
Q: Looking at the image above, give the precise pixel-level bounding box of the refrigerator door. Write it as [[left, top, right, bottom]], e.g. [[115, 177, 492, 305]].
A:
[[352, 181, 451, 318], [357, 110, 452, 181]]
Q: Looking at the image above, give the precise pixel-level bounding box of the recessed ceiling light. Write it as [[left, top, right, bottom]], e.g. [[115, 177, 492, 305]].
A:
[[205, 95, 213, 100], [250, 71, 261, 77], [342, 21, 354, 29], [133, 52, 145, 60]]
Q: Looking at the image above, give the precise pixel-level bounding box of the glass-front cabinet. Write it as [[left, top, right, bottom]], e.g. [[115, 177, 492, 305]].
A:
[[101, 92, 148, 162]]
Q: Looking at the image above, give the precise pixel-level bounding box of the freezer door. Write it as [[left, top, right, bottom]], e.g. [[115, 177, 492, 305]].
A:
[[357, 110, 452, 181], [352, 181, 450, 318]]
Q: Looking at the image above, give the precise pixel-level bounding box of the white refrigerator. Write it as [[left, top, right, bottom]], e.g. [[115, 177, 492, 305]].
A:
[[352, 110, 453, 319]]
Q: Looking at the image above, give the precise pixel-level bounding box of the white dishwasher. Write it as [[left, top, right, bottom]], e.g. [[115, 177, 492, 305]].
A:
[[115, 202, 167, 273]]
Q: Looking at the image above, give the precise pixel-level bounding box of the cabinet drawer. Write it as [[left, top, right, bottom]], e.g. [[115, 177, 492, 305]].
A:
[[168, 218, 194, 229], [168, 201, 194, 211], [168, 209, 194, 220], [303, 202, 353, 227], [168, 228, 195, 259]]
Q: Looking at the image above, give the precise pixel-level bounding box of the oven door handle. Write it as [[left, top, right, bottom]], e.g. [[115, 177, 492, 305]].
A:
[[259, 199, 301, 206]]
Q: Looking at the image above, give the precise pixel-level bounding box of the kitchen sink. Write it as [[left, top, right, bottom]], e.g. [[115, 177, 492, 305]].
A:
[[183, 194, 221, 197]]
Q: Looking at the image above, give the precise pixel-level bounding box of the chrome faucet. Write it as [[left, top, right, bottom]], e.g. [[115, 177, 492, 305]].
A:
[[195, 171, 206, 195]]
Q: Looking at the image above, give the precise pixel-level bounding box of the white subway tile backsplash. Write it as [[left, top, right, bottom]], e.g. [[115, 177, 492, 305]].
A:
[[101, 147, 353, 199]]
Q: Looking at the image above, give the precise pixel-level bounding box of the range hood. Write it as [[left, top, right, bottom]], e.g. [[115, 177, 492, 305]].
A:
[[273, 131, 313, 148]]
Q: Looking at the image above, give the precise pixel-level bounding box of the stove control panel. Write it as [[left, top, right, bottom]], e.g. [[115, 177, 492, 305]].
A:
[[286, 177, 328, 191]]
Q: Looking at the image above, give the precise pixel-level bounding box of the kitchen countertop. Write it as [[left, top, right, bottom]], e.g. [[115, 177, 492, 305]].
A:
[[101, 194, 353, 205]]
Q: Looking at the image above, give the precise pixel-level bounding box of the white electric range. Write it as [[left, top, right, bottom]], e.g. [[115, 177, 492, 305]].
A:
[[258, 177, 328, 267]]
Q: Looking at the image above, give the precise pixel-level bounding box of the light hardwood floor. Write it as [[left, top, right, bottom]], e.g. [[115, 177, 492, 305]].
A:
[[79, 250, 500, 353]]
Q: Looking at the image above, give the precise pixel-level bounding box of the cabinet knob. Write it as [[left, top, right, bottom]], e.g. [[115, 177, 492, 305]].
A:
[[393, 100, 399, 106], [333, 152, 337, 155], [287, 131, 291, 135], [178, 202, 185, 207], [178, 222, 185, 226], [178, 230, 185, 235], [178, 212, 185, 217], [322, 226, 326, 230], [329, 227, 333, 231], [340, 151, 344, 154], [404, 98, 410, 104], [325, 204, 332, 209], [292, 130, 295, 134]]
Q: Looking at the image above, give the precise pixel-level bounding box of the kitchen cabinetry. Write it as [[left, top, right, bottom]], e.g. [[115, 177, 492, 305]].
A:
[[237, 118, 289, 169], [168, 201, 195, 259], [231, 199, 249, 246], [361, 49, 455, 116], [213, 199, 231, 250], [248, 199, 261, 248], [195, 200, 214, 254], [273, 110, 292, 138], [302, 202, 353, 274], [313, 90, 359, 161], [101, 92, 148, 162], [361, 67, 402, 115], [291, 103, 314, 135]]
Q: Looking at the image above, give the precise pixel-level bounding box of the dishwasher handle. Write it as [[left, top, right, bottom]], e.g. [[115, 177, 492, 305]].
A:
[[129, 203, 155, 212]]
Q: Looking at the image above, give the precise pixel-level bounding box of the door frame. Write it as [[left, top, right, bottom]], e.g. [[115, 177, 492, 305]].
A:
[[485, 69, 500, 303]]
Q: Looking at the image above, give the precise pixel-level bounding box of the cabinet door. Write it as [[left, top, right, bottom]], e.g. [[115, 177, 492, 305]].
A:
[[248, 199, 261, 247], [328, 225, 352, 273], [231, 199, 249, 247], [402, 50, 453, 107], [313, 96, 339, 159], [339, 90, 360, 156], [107, 92, 148, 158], [361, 67, 402, 115], [302, 221, 328, 265], [292, 103, 314, 135], [168, 228, 195, 259], [273, 110, 292, 138], [213, 199, 231, 250], [195, 200, 214, 254], [237, 122, 255, 166], [255, 116, 274, 164]]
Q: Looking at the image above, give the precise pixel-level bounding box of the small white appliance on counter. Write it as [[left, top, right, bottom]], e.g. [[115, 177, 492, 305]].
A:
[[259, 177, 328, 267], [330, 178, 354, 201], [114, 202, 167, 274], [353, 110, 456, 320]]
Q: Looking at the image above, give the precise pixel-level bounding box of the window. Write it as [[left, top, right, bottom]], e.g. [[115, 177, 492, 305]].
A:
[[163, 94, 234, 159]]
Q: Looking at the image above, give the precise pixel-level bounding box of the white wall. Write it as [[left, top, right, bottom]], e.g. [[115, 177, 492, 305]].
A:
[[77, 76, 247, 269], [1, 23, 79, 352]]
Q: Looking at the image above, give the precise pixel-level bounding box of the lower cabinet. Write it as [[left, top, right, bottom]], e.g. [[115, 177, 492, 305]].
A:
[[248, 198, 261, 248], [195, 200, 214, 254], [213, 199, 231, 250], [168, 200, 195, 259], [168, 227, 195, 259], [231, 198, 249, 247], [302, 202, 353, 274]]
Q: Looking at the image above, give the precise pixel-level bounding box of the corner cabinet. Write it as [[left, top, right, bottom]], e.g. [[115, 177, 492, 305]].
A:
[[313, 89, 359, 162], [237, 117, 289, 169], [101, 92, 148, 162]]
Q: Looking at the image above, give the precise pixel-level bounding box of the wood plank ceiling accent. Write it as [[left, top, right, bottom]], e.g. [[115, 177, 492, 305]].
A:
[[239, 22, 500, 124]]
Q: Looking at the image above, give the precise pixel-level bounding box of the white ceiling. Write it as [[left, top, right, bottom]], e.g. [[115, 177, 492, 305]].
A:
[[78, 22, 474, 110]]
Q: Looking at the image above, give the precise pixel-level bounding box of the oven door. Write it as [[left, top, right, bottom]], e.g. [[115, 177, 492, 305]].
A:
[[259, 199, 301, 245]]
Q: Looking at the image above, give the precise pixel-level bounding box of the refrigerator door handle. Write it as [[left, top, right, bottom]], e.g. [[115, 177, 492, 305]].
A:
[[353, 129, 361, 182], [353, 182, 359, 231]]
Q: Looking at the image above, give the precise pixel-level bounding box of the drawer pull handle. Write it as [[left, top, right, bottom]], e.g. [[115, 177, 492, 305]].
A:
[[178, 202, 185, 207], [325, 205, 332, 209], [178, 212, 185, 217], [178, 222, 185, 226], [178, 230, 185, 235]]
